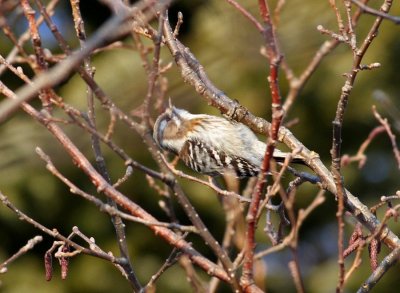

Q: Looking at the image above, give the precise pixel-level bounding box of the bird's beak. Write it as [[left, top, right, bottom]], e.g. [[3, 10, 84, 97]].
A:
[[165, 98, 174, 119]]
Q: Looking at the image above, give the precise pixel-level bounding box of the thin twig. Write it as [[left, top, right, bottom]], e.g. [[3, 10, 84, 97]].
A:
[[351, 0, 400, 24], [160, 154, 251, 203], [372, 106, 400, 169], [0, 80, 230, 282], [161, 4, 400, 260], [70, 0, 140, 288], [0, 7, 127, 122], [0, 191, 129, 274], [328, 1, 393, 291], [35, 147, 198, 234], [225, 0, 264, 32], [0, 235, 43, 273], [242, 1, 284, 290], [341, 126, 386, 168], [144, 244, 184, 290], [358, 247, 400, 292]]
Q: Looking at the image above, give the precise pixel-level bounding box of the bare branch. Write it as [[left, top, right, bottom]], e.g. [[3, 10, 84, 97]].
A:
[[0, 235, 43, 273], [351, 0, 400, 24]]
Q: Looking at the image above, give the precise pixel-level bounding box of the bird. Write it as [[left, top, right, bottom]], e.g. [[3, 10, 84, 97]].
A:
[[153, 105, 303, 178]]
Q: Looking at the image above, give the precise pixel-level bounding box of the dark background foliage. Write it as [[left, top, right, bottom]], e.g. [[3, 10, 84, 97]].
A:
[[1, 1, 400, 292]]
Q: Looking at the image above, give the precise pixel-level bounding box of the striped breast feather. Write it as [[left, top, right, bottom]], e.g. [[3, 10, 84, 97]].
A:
[[179, 138, 260, 178]]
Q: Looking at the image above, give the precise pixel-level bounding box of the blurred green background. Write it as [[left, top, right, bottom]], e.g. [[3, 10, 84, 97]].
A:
[[1, 0, 400, 292]]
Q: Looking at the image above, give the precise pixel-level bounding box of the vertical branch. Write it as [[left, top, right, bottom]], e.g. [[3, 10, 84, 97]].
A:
[[241, 1, 284, 291], [329, 1, 393, 292], [68, 1, 141, 291], [331, 114, 346, 293], [20, 0, 53, 110], [141, 11, 165, 126]]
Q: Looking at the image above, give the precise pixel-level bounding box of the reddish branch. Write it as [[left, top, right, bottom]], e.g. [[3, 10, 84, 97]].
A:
[[240, 1, 292, 292], [2, 4, 240, 289], [161, 2, 400, 287], [0, 82, 230, 283], [2, 1, 400, 291]]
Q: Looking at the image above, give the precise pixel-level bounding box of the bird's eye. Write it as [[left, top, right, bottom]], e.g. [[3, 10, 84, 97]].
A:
[[164, 115, 171, 123]]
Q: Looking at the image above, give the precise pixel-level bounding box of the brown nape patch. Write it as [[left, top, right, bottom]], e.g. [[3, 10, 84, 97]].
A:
[[172, 118, 203, 138], [182, 118, 203, 132], [163, 118, 203, 140]]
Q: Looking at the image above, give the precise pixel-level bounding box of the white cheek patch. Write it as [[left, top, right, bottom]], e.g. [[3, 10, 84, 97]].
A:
[[173, 117, 181, 127], [165, 138, 185, 154]]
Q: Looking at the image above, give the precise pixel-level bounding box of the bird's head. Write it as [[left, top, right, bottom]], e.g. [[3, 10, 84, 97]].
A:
[[153, 106, 195, 154]]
